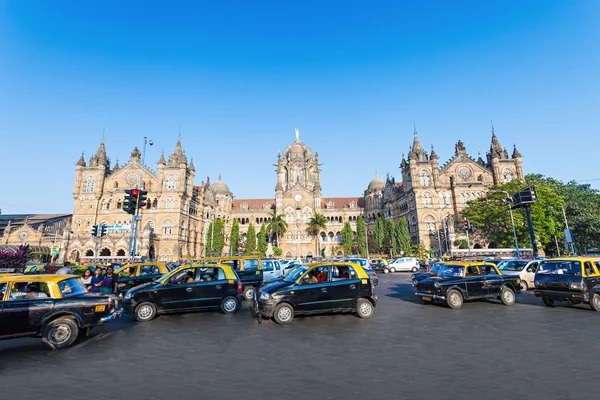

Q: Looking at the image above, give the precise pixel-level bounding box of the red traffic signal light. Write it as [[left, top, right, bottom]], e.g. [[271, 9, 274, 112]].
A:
[[462, 219, 469, 231]]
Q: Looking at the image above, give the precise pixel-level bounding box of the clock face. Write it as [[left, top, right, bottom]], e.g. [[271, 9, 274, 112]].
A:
[[458, 167, 472, 180], [294, 194, 303, 202], [125, 173, 139, 186], [19, 231, 28, 240]]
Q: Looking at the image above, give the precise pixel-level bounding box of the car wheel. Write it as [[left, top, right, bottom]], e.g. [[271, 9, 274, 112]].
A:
[[520, 281, 528, 291], [390, 267, 396, 273], [542, 296, 554, 307], [42, 317, 79, 349], [273, 303, 294, 325], [500, 287, 516, 306], [220, 296, 239, 314], [243, 286, 255, 301], [590, 293, 600, 312], [356, 298, 374, 319], [446, 289, 463, 309], [383, 269, 389, 274], [411, 267, 418, 272], [135, 302, 157, 322]]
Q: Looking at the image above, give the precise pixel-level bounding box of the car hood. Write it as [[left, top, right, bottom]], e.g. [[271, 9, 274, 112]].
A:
[[127, 281, 160, 294], [260, 280, 294, 294]]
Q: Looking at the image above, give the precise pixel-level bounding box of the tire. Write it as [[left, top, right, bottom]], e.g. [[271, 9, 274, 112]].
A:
[[520, 281, 529, 291], [42, 317, 79, 349], [383, 269, 389, 274], [500, 287, 516, 306], [356, 298, 375, 319], [243, 286, 256, 301], [273, 303, 294, 325], [220, 296, 239, 314], [590, 293, 600, 312], [542, 296, 554, 307], [411, 267, 418, 272], [390, 267, 396, 273], [446, 289, 463, 309], [135, 302, 157, 322]]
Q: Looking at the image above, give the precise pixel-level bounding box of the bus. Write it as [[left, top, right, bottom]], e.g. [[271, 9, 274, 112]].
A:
[[450, 248, 534, 260]]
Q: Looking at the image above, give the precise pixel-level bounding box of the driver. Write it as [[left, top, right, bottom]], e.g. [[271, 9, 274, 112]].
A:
[[305, 271, 319, 284]]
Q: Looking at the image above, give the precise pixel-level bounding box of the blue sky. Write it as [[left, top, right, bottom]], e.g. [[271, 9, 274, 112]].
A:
[[1, 0, 599, 214]]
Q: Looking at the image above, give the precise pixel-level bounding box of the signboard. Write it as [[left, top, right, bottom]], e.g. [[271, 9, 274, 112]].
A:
[[105, 225, 131, 233], [51, 246, 59, 256], [564, 229, 574, 244]]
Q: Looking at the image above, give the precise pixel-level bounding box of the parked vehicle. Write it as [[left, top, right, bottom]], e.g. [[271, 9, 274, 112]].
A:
[[254, 262, 377, 324], [0, 274, 122, 349], [123, 263, 243, 322], [497, 259, 541, 290], [414, 261, 521, 309], [115, 262, 172, 293], [219, 256, 264, 300], [345, 258, 371, 270], [411, 263, 445, 284], [533, 257, 600, 310], [385, 257, 420, 273], [261, 258, 285, 282], [369, 258, 388, 270]]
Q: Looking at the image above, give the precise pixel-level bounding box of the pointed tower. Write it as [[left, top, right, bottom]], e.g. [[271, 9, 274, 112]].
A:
[[512, 144, 524, 179], [430, 145, 439, 185], [89, 138, 109, 170]]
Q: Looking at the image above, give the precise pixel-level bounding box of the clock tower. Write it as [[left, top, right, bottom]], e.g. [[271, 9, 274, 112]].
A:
[[274, 130, 322, 256]]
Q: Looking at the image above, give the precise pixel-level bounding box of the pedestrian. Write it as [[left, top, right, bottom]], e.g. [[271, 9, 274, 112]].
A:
[[81, 269, 93, 290], [100, 266, 118, 294], [89, 267, 104, 293]]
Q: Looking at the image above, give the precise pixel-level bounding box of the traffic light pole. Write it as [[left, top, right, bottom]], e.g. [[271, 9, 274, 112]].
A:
[[130, 137, 151, 262], [465, 229, 471, 257], [524, 205, 539, 258]]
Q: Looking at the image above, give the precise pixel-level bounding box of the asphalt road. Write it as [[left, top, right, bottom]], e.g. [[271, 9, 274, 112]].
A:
[[2, 272, 600, 400]]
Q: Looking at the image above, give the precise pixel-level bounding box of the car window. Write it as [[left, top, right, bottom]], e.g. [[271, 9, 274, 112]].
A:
[[331, 265, 357, 280], [301, 266, 329, 285], [595, 262, 600, 274], [140, 266, 160, 276], [57, 278, 87, 297], [263, 261, 274, 271], [274, 261, 281, 271], [0, 282, 7, 301], [244, 259, 259, 271], [537, 261, 582, 276], [438, 265, 465, 278], [122, 266, 138, 277], [215, 268, 227, 280], [584, 262, 597, 276], [465, 266, 481, 276], [8, 281, 52, 300], [480, 265, 498, 276]]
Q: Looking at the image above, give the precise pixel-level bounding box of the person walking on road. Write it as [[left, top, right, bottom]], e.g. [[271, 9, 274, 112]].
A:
[[89, 267, 104, 293]]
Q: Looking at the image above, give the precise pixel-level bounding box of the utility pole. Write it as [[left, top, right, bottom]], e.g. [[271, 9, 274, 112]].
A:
[[130, 137, 153, 262], [466, 228, 472, 257]]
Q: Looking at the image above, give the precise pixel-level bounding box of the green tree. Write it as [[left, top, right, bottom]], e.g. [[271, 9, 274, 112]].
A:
[[246, 223, 256, 255], [257, 224, 268, 256], [356, 216, 367, 257], [205, 222, 213, 256], [266, 212, 288, 247], [341, 221, 353, 255], [306, 213, 328, 257], [396, 218, 411, 255], [384, 218, 397, 256], [230, 218, 240, 255], [273, 247, 283, 257], [410, 243, 431, 260], [375, 217, 385, 254], [213, 218, 225, 256], [453, 239, 468, 249]]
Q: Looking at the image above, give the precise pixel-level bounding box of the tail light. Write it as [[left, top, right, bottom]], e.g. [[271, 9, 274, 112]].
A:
[[237, 281, 242, 293]]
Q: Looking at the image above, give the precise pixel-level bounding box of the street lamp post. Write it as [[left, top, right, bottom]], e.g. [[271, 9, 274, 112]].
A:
[[561, 206, 576, 255], [490, 190, 520, 259]]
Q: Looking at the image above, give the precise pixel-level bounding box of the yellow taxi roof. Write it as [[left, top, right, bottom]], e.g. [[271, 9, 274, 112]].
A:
[[441, 261, 497, 267], [0, 274, 78, 283]]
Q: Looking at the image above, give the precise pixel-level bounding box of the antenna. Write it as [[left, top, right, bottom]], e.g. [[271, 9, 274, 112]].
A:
[[178, 126, 182, 140], [491, 120, 495, 134]]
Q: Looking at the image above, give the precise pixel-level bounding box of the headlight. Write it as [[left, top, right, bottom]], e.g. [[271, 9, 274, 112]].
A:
[[569, 282, 587, 291], [124, 291, 133, 299], [534, 281, 542, 288], [516, 279, 521, 284], [259, 292, 270, 301], [434, 282, 440, 288]]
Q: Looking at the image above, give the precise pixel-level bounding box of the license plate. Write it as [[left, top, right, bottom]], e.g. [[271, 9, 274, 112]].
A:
[[421, 296, 432, 302], [95, 305, 106, 312]]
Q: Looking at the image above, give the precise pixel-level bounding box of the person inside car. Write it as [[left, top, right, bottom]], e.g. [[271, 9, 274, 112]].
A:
[[185, 271, 195, 283], [25, 284, 47, 298]]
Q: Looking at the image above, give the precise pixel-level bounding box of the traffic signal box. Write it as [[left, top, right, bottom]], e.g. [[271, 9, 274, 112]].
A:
[[100, 224, 107, 237], [124, 189, 139, 215], [91, 225, 98, 237]]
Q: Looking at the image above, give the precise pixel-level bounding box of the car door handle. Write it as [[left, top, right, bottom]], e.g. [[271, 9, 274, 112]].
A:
[[321, 288, 327, 293], [349, 284, 356, 289], [216, 285, 222, 289], [186, 288, 193, 292]]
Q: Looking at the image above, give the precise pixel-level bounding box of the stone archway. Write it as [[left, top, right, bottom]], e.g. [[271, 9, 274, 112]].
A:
[[285, 251, 293, 258], [84, 249, 94, 257], [70, 250, 80, 262], [116, 249, 126, 257], [100, 248, 112, 256]]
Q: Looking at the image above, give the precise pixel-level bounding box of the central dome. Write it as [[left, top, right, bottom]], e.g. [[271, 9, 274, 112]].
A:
[[367, 172, 385, 192], [210, 175, 232, 195]]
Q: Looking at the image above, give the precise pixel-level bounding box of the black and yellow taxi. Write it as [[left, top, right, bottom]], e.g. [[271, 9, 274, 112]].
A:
[[534, 256, 600, 310], [414, 261, 521, 309], [122, 263, 243, 322], [73, 263, 110, 276], [212, 256, 264, 301], [115, 262, 172, 293], [254, 262, 377, 324], [0, 274, 122, 349]]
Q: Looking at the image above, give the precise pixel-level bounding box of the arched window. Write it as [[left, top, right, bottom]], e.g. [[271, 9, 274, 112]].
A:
[[84, 176, 95, 192], [424, 215, 437, 233], [114, 181, 119, 189], [165, 198, 175, 209], [152, 198, 158, 209], [162, 219, 173, 236], [502, 168, 515, 183], [459, 193, 466, 205], [79, 198, 84, 210], [422, 192, 433, 207], [166, 175, 177, 191], [76, 220, 82, 231], [116, 199, 122, 209], [419, 170, 431, 187]]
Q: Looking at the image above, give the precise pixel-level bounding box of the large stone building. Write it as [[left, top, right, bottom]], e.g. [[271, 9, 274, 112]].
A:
[[2, 128, 525, 262]]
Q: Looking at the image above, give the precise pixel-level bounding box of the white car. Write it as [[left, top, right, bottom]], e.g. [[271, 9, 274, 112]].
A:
[[385, 257, 420, 273], [261, 259, 285, 282], [497, 259, 541, 290]]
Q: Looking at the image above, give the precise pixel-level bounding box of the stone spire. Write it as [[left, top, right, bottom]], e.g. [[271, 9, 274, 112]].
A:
[[400, 153, 407, 168], [189, 158, 195, 171], [408, 130, 428, 162], [89, 138, 108, 168], [430, 145, 438, 160], [158, 150, 166, 165], [76, 152, 86, 167], [129, 146, 141, 162], [168, 137, 187, 166], [477, 151, 486, 166], [489, 129, 505, 159], [512, 144, 522, 159], [113, 159, 120, 171]]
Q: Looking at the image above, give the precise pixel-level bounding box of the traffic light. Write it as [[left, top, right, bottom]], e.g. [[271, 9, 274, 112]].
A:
[[462, 219, 468, 232], [100, 224, 108, 237], [91, 225, 98, 237], [123, 189, 139, 215], [138, 190, 148, 209]]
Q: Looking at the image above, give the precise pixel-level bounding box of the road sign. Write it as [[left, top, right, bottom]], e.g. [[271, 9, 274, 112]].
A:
[[564, 229, 574, 243], [51, 246, 59, 255]]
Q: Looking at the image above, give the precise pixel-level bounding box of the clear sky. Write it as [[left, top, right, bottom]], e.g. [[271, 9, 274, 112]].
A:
[[1, 0, 599, 214]]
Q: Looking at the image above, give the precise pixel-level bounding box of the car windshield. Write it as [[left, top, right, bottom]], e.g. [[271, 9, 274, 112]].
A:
[[430, 264, 442, 274], [58, 278, 88, 297], [498, 260, 529, 271], [437, 265, 465, 278], [285, 266, 309, 282], [537, 261, 582, 276]]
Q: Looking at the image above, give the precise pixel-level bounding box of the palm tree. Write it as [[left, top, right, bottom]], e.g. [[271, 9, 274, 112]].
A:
[[266, 212, 288, 247], [306, 212, 328, 257]]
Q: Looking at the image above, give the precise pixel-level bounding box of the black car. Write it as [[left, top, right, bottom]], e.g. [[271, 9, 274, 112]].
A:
[[218, 256, 264, 300], [0, 275, 122, 349], [533, 257, 600, 310], [123, 264, 243, 322], [414, 262, 521, 309], [254, 262, 377, 324], [411, 263, 444, 284]]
